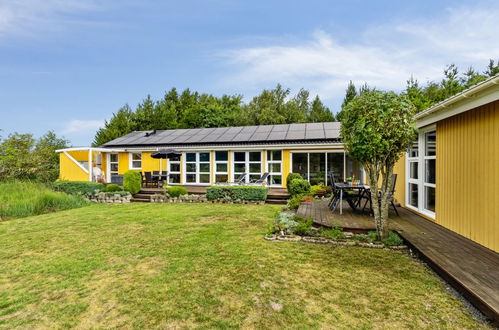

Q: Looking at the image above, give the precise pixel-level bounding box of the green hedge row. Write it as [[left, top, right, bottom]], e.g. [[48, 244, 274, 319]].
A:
[[206, 186, 268, 201], [53, 181, 104, 196]]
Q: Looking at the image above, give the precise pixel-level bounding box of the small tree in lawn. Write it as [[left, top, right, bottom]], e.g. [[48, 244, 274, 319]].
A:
[[340, 89, 416, 239]]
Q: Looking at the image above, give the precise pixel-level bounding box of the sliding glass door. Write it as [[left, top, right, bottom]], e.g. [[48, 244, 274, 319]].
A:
[[232, 151, 262, 184], [184, 152, 211, 185]]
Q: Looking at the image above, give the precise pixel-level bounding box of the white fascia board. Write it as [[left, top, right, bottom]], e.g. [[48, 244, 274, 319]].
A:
[[56, 147, 126, 153], [416, 87, 499, 128]]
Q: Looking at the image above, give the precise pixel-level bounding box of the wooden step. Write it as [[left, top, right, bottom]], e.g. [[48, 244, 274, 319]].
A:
[[265, 199, 288, 205], [130, 197, 150, 203]]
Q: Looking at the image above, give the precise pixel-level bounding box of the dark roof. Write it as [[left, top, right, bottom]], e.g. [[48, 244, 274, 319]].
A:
[[102, 122, 341, 148]]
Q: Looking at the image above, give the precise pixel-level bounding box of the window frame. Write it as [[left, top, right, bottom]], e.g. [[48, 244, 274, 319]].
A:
[[405, 125, 436, 218], [168, 154, 181, 185], [129, 152, 142, 170], [183, 152, 211, 185], [266, 150, 283, 187], [214, 151, 229, 184], [232, 151, 262, 184]]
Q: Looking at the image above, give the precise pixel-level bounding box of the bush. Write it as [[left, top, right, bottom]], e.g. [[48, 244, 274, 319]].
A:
[[310, 183, 327, 196], [293, 217, 313, 236], [382, 231, 404, 246], [103, 184, 121, 192], [123, 171, 142, 194], [53, 181, 104, 196], [0, 181, 87, 220], [206, 186, 268, 201], [286, 173, 303, 189], [288, 178, 311, 196], [165, 186, 188, 197], [319, 227, 345, 240], [268, 212, 299, 235]]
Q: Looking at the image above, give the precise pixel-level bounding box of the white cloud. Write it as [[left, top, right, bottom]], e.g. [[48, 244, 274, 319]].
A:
[[220, 3, 499, 106], [0, 0, 101, 38], [62, 119, 103, 135]]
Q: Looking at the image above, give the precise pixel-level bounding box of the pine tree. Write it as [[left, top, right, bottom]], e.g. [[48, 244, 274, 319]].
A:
[[308, 95, 334, 122], [337, 81, 357, 121]]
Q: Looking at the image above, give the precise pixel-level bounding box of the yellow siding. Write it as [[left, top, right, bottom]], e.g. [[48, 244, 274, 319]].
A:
[[59, 152, 88, 181], [393, 154, 406, 207], [282, 150, 291, 188], [436, 100, 499, 252], [118, 152, 129, 173]]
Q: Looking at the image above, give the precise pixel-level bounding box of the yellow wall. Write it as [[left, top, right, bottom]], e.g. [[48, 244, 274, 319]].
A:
[[59, 151, 89, 181], [118, 152, 129, 174], [393, 153, 406, 207], [282, 150, 291, 188], [436, 100, 499, 252]]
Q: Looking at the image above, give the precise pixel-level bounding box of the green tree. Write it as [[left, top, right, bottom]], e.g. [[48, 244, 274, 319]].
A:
[[93, 105, 136, 146], [0, 133, 37, 181], [484, 59, 499, 77], [340, 90, 416, 239], [308, 95, 335, 122], [337, 80, 357, 121], [33, 131, 69, 182]]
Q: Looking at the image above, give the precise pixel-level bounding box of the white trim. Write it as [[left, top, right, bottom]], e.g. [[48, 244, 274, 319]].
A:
[[415, 75, 499, 128], [183, 151, 212, 185], [88, 150, 93, 181], [129, 152, 142, 170], [56, 147, 125, 153], [63, 151, 89, 174]]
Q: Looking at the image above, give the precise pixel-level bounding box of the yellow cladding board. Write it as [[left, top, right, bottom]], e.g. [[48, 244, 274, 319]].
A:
[[118, 152, 129, 173], [392, 153, 406, 207], [59, 152, 88, 181], [435, 100, 499, 252], [282, 150, 291, 188]]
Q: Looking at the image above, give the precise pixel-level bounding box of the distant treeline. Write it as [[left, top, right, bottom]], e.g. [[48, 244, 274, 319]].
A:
[[92, 59, 499, 146]]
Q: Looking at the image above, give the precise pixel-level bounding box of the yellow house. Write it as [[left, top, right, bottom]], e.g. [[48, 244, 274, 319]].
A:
[[393, 75, 499, 252], [57, 122, 363, 189]]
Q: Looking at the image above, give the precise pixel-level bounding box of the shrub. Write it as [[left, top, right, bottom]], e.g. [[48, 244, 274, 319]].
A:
[[166, 186, 188, 197], [286, 173, 303, 189], [206, 186, 268, 201], [53, 181, 103, 196], [319, 227, 345, 240], [288, 178, 311, 196], [123, 171, 142, 194], [268, 212, 299, 235], [0, 181, 87, 220], [310, 183, 327, 196], [103, 184, 121, 192], [286, 194, 314, 210], [382, 231, 404, 246], [293, 217, 313, 236]]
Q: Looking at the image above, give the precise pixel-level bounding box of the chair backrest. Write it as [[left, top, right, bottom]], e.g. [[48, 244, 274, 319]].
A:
[[144, 172, 152, 180], [235, 173, 247, 184], [391, 174, 397, 194], [153, 171, 159, 176], [256, 172, 270, 184]]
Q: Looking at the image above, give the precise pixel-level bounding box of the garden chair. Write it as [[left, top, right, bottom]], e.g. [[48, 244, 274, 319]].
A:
[[362, 173, 399, 216], [143, 171, 156, 188], [215, 173, 247, 186], [248, 172, 269, 186]]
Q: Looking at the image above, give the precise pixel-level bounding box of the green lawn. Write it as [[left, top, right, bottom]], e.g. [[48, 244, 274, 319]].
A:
[[0, 203, 487, 329]]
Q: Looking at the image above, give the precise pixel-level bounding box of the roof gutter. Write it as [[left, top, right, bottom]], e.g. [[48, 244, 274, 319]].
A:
[[414, 75, 499, 121]]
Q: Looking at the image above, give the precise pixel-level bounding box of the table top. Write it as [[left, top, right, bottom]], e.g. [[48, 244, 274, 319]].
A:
[[335, 183, 370, 190]]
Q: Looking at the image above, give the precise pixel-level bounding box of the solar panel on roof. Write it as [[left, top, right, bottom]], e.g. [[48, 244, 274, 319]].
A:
[[271, 124, 288, 132], [232, 133, 253, 141], [305, 122, 324, 130], [286, 130, 305, 140], [250, 132, 270, 141], [289, 123, 306, 131], [267, 131, 287, 140], [306, 129, 326, 139], [255, 125, 272, 132]]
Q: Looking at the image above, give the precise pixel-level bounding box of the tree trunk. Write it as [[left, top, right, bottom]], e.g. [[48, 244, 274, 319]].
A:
[[366, 161, 394, 240]]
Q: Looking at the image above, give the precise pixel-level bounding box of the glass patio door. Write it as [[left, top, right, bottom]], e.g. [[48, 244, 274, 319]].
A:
[[232, 151, 262, 183], [184, 152, 211, 185]]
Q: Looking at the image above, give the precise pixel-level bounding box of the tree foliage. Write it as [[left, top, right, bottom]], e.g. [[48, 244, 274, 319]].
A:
[[93, 85, 334, 146], [0, 131, 68, 182], [340, 90, 416, 239], [404, 60, 499, 112]]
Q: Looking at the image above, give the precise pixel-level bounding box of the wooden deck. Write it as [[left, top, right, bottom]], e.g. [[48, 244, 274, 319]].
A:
[[297, 200, 499, 324]]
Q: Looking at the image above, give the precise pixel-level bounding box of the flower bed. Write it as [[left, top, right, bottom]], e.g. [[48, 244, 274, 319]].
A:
[[150, 193, 265, 204], [266, 212, 407, 250]]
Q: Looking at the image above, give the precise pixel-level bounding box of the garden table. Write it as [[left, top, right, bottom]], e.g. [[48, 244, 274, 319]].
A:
[[334, 183, 370, 215]]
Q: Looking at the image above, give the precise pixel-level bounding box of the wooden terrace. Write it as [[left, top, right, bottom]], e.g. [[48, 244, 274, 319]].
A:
[[298, 200, 499, 324]]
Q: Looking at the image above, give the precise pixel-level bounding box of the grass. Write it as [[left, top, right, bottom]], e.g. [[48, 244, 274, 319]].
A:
[[0, 181, 88, 220], [0, 203, 488, 329]]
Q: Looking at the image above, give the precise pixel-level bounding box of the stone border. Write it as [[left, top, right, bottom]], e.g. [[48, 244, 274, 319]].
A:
[[264, 234, 407, 250], [87, 192, 132, 203], [150, 193, 265, 205]]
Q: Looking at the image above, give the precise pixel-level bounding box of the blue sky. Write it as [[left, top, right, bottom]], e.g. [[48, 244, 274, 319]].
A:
[[0, 0, 498, 146]]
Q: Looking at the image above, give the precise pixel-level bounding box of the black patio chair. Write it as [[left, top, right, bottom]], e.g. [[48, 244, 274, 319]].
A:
[[362, 173, 399, 216], [143, 171, 156, 188], [328, 171, 363, 213], [248, 172, 270, 186]]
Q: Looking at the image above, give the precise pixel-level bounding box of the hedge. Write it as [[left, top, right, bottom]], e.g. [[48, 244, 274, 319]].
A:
[[286, 173, 303, 188], [206, 186, 268, 201], [288, 178, 311, 196], [123, 170, 142, 194], [165, 186, 188, 197], [103, 184, 121, 192], [53, 181, 104, 196]]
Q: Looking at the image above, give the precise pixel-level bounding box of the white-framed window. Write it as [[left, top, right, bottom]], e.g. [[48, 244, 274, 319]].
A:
[[214, 151, 229, 183], [184, 152, 211, 185], [168, 154, 181, 184], [129, 152, 142, 170], [232, 151, 262, 183], [406, 126, 436, 218], [267, 150, 282, 186], [107, 153, 119, 182]]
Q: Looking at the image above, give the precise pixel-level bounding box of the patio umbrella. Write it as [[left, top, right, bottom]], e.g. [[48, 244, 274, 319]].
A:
[[151, 149, 182, 172]]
